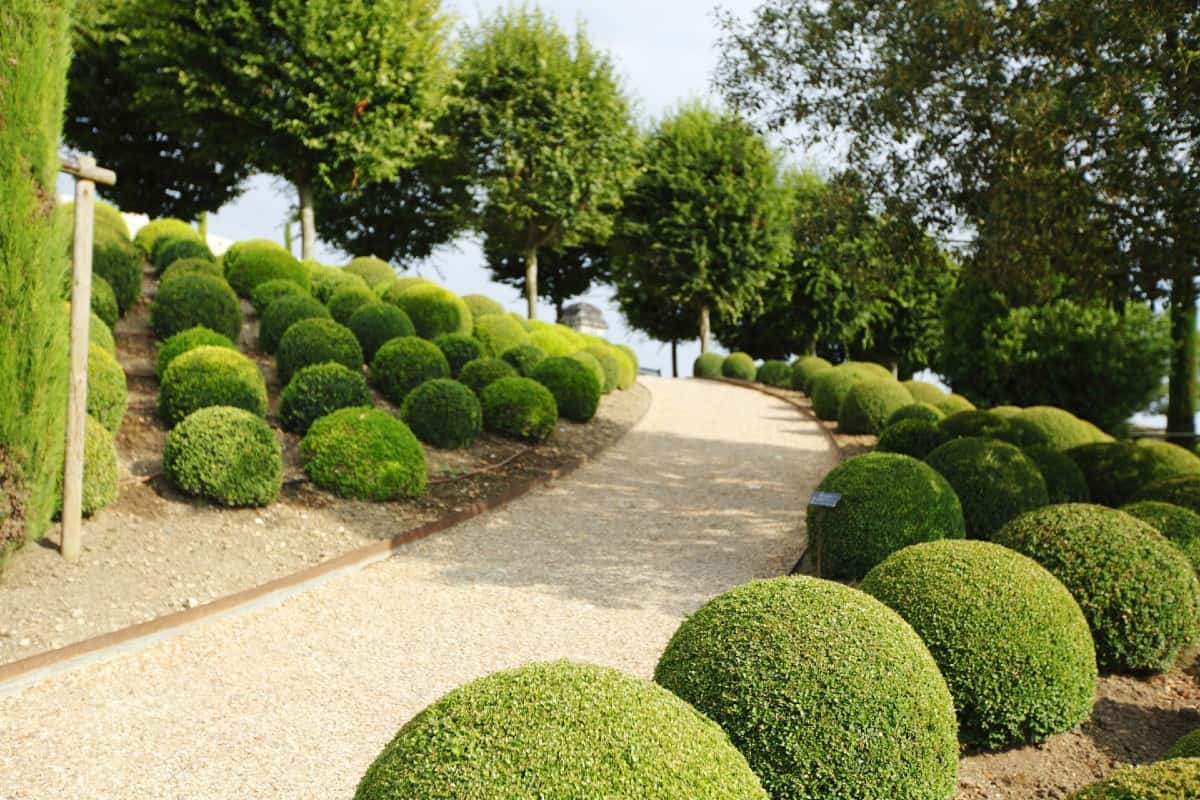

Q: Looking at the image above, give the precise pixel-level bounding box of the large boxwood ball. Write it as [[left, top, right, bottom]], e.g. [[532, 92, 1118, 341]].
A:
[[693, 351, 724, 378], [925, 437, 1049, 539], [754, 359, 790, 388], [433, 333, 483, 377], [90, 201, 130, 241], [355, 661, 767, 800], [56, 414, 119, 517], [568, 351, 608, 395], [889, 402, 946, 426], [1166, 730, 1200, 759], [159, 346, 267, 426], [1067, 441, 1200, 508], [401, 378, 482, 449], [459, 357, 517, 396], [608, 344, 638, 390], [721, 352, 756, 381], [389, 283, 473, 339], [379, 276, 432, 305], [934, 393, 975, 415], [995, 504, 1200, 673], [529, 328, 574, 357], [938, 410, 1040, 447], [877, 419, 951, 460], [153, 237, 213, 274], [343, 255, 396, 286], [839, 379, 914, 434], [1016, 406, 1113, 450], [300, 406, 426, 500], [1134, 474, 1200, 515], [473, 313, 530, 357], [861, 540, 1097, 750], [278, 362, 373, 435], [150, 273, 242, 343], [790, 355, 831, 392], [1024, 445, 1091, 503], [275, 318, 363, 386], [155, 325, 236, 381], [248, 278, 307, 315], [809, 451, 965, 579], [257, 293, 330, 354], [1069, 759, 1200, 799], [531, 356, 601, 423], [223, 240, 308, 297], [348, 302, 415, 362], [90, 311, 116, 355], [87, 343, 128, 434], [90, 275, 119, 328], [903, 379, 947, 405], [163, 405, 282, 507], [582, 346, 622, 393], [810, 367, 861, 421], [654, 576, 959, 800], [308, 263, 370, 303], [481, 376, 557, 442], [161, 256, 223, 284], [1121, 501, 1200, 573], [460, 293, 505, 321], [501, 343, 546, 376], [132, 218, 196, 258], [93, 228, 142, 314], [327, 285, 377, 325], [370, 336, 450, 404]]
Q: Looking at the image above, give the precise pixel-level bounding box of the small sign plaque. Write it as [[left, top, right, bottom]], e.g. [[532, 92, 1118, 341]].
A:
[[808, 491, 842, 509]]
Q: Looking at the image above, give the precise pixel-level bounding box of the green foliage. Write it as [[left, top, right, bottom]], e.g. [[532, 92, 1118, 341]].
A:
[[257, 293, 330, 354], [838, 379, 914, 435], [401, 379, 482, 449], [92, 229, 142, 314], [654, 576, 959, 800], [755, 359, 791, 388], [56, 415, 119, 518], [90, 312, 115, 355], [481, 377, 558, 443], [501, 343, 546, 377], [1067, 442, 1200, 508], [693, 352, 725, 378], [1121, 501, 1200, 573], [155, 325, 235, 381], [344, 256, 396, 287], [995, 504, 1200, 673], [791, 355, 831, 392], [87, 343, 128, 434], [301, 406, 426, 500], [1024, 446, 1091, 504], [934, 394, 976, 415], [380, 276, 432, 305], [249, 278, 307, 316], [1069, 759, 1200, 800], [904, 380, 947, 405], [938, 410, 1048, 448], [328, 286, 377, 325], [925, 437, 1049, 539], [721, 352, 757, 381], [90, 202, 130, 241], [462, 294, 505, 321], [810, 368, 861, 421], [132, 219, 198, 258], [159, 346, 267, 426], [568, 351, 608, 395], [161, 257, 223, 284], [473, 314, 529, 357], [153, 237, 213, 274], [876, 419, 951, 460], [810, 452, 965, 579], [583, 346, 622, 394], [1166, 731, 1200, 760], [888, 403, 945, 426], [1133, 475, 1200, 516], [388, 283, 472, 339], [278, 362, 372, 435], [609, 345, 638, 390], [370, 336, 450, 404], [862, 540, 1097, 750], [275, 318, 363, 386], [433, 333, 483, 377], [163, 405, 281, 507], [348, 303, 415, 363], [150, 272, 242, 342], [355, 660, 766, 800], [529, 329, 574, 357], [308, 263, 370, 304], [531, 356, 601, 423], [91, 275, 119, 328], [223, 241, 307, 298], [1016, 406, 1113, 450]]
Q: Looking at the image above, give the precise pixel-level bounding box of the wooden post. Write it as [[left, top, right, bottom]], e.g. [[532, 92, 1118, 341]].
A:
[[59, 156, 116, 562]]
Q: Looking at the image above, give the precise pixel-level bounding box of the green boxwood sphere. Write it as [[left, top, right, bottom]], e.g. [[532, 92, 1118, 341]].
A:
[[309, 263, 370, 303], [348, 302, 415, 363], [568, 351, 607, 395], [1024, 445, 1091, 504], [401, 378, 482, 449], [433, 333, 483, 377], [903, 380, 947, 405], [693, 352, 724, 378], [809, 451, 965, 579], [56, 415, 119, 517], [790, 355, 831, 392], [257, 293, 330, 354], [532, 356, 601, 423], [1067, 441, 1200, 508], [90, 201, 130, 241], [1016, 406, 1113, 450], [529, 328, 574, 357], [838, 361, 894, 381], [877, 419, 951, 460], [154, 237, 213, 274], [810, 368, 861, 421], [939, 410, 1018, 443], [275, 318, 363, 386], [163, 405, 282, 507], [1121, 501, 1200, 573], [995, 504, 1200, 673], [155, 326, 235, 381], [90, 312, 115, 355], [925, 437, 1049, 539], [459, 357, 518, 397], [161, 257, 223, 284], [1069, 759, 1200, 799], [93, 229, 142, 314], [501, 343, 546, 377], [132, 218, 196, 258], [300, 406, 426, 500], [379, 276, 432, 305], [839, 379, 914, 434], [756, 359, 791, 388], [583, 346, 622, 393], [278, 362, 373, 435], [355, 661, 767, 800], [328, 285, 377, 325], [1166, 730, 1200, 759], [461, 293, 505, 321], [159, 346, 267, 426], [151, 273, 242, 343], [888, 403, 946, 426], [861, 540, 1097, 750], [473, 313, 530, 357], [609, 345, 638, 390], [370, 336, 450, 404], [91, 275, 119, 328], [224, 240, 307, 297], [343, 256, 395, 287], [934, 393, 976, 415], [481, 376, 557, 443], [654, 576, 959, 800], [87, 343, 127, 434], [721, 352, 756, 381], [249, 278, 307, 315], [389, 283, 473, 339], [1134, 474, 1200, 515], [990, 405, 1023, 417]]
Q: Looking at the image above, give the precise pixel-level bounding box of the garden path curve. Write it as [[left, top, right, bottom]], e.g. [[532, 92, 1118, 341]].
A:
[[0, 377, 838, 800]]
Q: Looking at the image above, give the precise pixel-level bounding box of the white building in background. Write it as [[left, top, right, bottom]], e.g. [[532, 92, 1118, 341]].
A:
[[560, 302, 609, 337]]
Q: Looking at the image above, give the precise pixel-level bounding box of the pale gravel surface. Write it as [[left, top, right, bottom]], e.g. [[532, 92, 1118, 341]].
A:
[[0, 377, 837, 800]]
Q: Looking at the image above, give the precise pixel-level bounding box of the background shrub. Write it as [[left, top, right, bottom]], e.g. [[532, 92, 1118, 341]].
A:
[[155, 326, 235, 381], [56, 415, 118, 518], [459, 357, 518, 396], [348, 303, 415, 362], [163, 405, 281, 506], [481, 377, 557, 442], [995, 504, 1200, 672], [925, 437, 1049, 539], [401, 379, 482, 449], [934, 393, 975, 415], [654, 577, 958, 800], [721, 352, 756, 381], [903, 379, 946, 404], [279, 362, 373, 435], [502, 343, 546, 376], [1067, 442, 1200, 508], [300, 406, 426, 500], [756, 359, 791, 388], [532, 356, 601, 423], [248, 278, 307, 316], [861, 540, 1097, 749], [1166, 731, 1200, 760], [876, 419, 950, 460], [328, 285, 377, 325], [380, 276, 433, 305], [257, 293, 330, 354], [370, 336, 450, 404], [474, 314, 529, 357], [161, 257, 223, 284], [461, 293, 505, 321], [693, 352, 724, 378], [529, 328, 574, 357], [1068, 758, 1200, 799], [90, 275, 118, 328], [609, 345, 637, 390], [583, 346, 622, 393], [838, 379, 913, 434], [810, 368, 861, 421], [90, 312, 115, 355], [1016, 406, 1114, 450], [790, 355, 831, 392], [87, 343, 127, 434], [343, 255, 395, 286], [159, 346, 267, 426], [151, 273, 242, 342], [309, 263, 370, 303], [1134, 475, 1200, 516], [1121, 501, 1200, 573], [433, 333, 483, 377], [275, 318, 363, 386], [93, 229, 142, 314], [90, 202, 130, 241], [224, 240, 308, 297], [888, 402, 945, 426], [132, 218, 196, 258], [568, 351, 608, 395], [389, 283, 473, 339], [153, 237, 213, 274], [1024, 445, 1091, 504]]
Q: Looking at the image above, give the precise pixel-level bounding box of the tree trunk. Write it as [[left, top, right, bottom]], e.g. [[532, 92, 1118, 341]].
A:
[[1167, 276, 1197, 448], [525, 247, 538, 320], [297, 180, 316, 261], [671, 340, 678, 378], [554, 297, 564, 322], [283, 220, 293, 254], [197, 210, 208, 241], [699, 305, 710, 353]]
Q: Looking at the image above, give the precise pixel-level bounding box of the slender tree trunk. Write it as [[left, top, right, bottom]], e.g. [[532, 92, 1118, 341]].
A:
[[525, 247, 538, 320], [283, 220, 293, 254], [671, 340, 678, 378], [554, 297, 564, 322], [197, 211, 208, 241], [1167, 276, 1197, 448], [297, 180, 316, 261], [699, 305, 710, 353]]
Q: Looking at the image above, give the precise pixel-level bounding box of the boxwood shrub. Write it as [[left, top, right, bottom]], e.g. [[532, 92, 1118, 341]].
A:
[[1024, 445, 1091, 504], [308, 263, 370, 303], [790, 355, 831, 392], [132, 218, 196, 258], [379, 276, 432, 305], [861, 540, 1097, 749], [568, 351, 608, 396], [693, 352, 724, 378], [278, 362, 373, 435], [223, 240, 307, 297], [355, 661, 767, 800], [876, 419, 951, 460], [343, 255, 396, 287], [1069, 758, 1200, 799], [481, 377, 558, 442], [90, 312, 116, 355], [995, 504, 1200, 673], [721, 352, 756, 381], [810, 368, 861, 421], [161, 257, 223, 284], [56, 415, 119, 517], [531, 356, 601, 423], [87, 343, 127, 434], [159, 346, 267, 426], [934, 393, 976, 415], [89, 202, 130, 241], [249, 278, 307, 316], [257, 293, 330, 354], [654, 576, 959, 800], [348, 303, 415, 362], [433, 333, 483, 377], [501, 343, 546, 377], [91, 275, 118, 328], [888, 402, 945, 426], [991, 405, 1023, 417], [838, 379, 914, 434], [1166, 730, 1200, 759], [328, 285, 377, 325], [529, 329, 574, 357], [609, 345, 637, 390], [583, 346, 622, 394], [925, 437, 1049, 539], [1016, 406, 1113, 450], [1121, 501, 1200, 572], [473, 314, 529, 357], [1134, 475, 1200, 515], [150, 273, 242, 343], [401, 378, 482, 449], [370, 336, 450, 404], [809, 451, 965, 579], [756, 359, 791, 388], [93, 228, 142, 314], [162, 405, 282, 507], [1067, 441, 1200, 508], [300, 406, 426, 500], [459, 357, 518, 396], [153, 237, 213, 274], [461, 293, 506, 321], [155, 326, 235, 381], [903, 380, 947, 405], [275, 318, 363, 386], [389, 284, 473, 339]]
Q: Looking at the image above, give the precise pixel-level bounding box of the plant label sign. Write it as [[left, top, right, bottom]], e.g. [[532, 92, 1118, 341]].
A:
[[808, 491, 842, 509]]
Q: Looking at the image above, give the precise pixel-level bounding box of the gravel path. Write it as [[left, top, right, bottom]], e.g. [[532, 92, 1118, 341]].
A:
[[0, 377, 837, 800]]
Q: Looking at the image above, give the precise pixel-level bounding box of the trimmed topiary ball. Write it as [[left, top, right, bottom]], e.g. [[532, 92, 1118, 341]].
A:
[[529, 328, 574, 357], [473, 313, 530, 357], [150, 273, 242, 343], [275, 318, 363, 386], [278, 362, 373, 435], [568, 351, 607, 394], [327, 285, 377, 325], [401, 378, 482, 449], [838, 379, 914, 434], [249, 278, 307, 315], [1166, 730, 1200, 759], [810, 368, 861, 421], [461, 293, 506, 321], [501, 343, 546, 377], [925, 437, 1049, 539], [1134, 474, 1200, 516], [223, 240, 307, 297], [1016, 406, 1113, 450], [348, 302, 415, 363], [790, 355, 831, 392], [609, 345, 638, 390], [995, 504, 1200, 673], [1121, 501, 1200, 572], [693, 352, 724, 378], [877, 419, 951, 460], [308, 263, 370, 303], [132, 218, 197, 258], [934, 393, 976, 415], [721, 352, 756, 381], [161, 256, 223, 284], [93, 228, 142, 314], [388, 283, 473, 339], [861, 540, 1097, 750], [87, 343, 127, 434], [903, 380, 947, 405], [56, 414, 119, 517], [90, 312, 116, 355], [433, 333, 483, 377], [654, 576, 959, 800], [379, 276, 432, 305], [531, 356, 601, 423], [1068, 758, 1200, 799], [163, 405, 282, 507], [355, 660, 767, 800], [481, 376, 558, 442], [370, 336, 450, 405], [459, 357, 518, 397], [1067, 441, 1200, 508], [809, 451, 965, 579], [91, 275, 119, 328], [756, 359, 791, 388], [153, 237, 213, 274], [583, 346, 622, 394], [991, 405, 1023, 417], [343, 255, 395, 287], [159, 346, 267, 426], [300, 406, 426, 500], [90, 201, 130, 241], [257, 293, 330, 354], [888, 402, 946, 426], [1024, 445, 1091, 503], [155, 326, 235, 381]]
